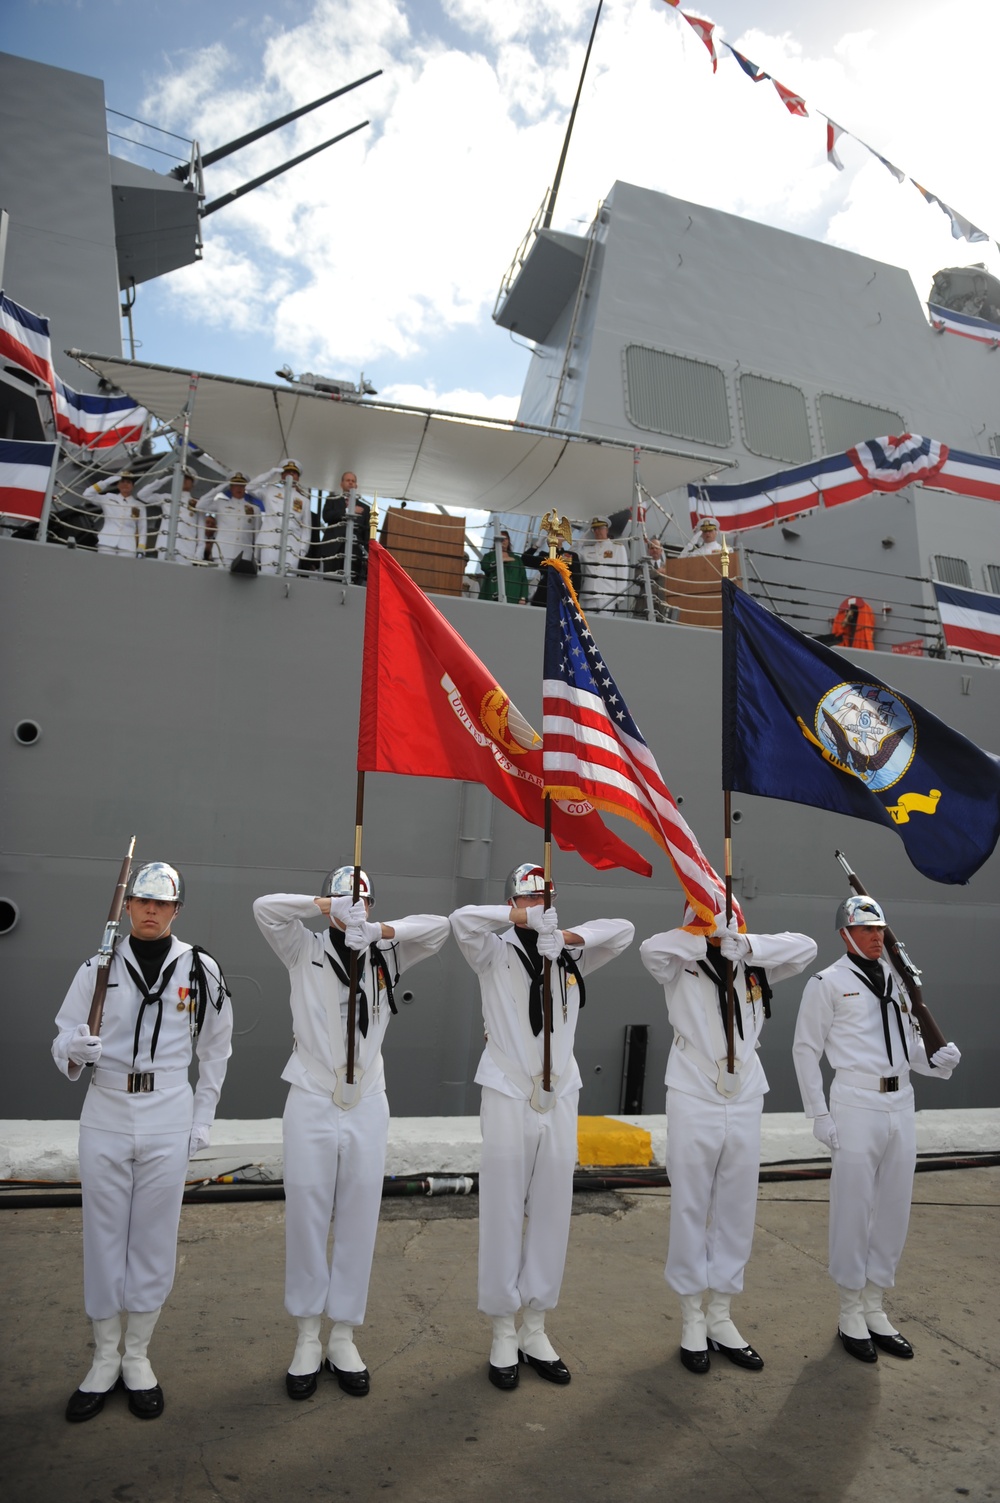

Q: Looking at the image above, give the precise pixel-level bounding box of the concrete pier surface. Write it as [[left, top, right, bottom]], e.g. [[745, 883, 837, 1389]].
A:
[[1, 1167, 997, 1503]]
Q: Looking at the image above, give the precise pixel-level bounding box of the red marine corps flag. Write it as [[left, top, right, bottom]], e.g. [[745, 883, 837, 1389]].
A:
[[357, 540, 652, 876]]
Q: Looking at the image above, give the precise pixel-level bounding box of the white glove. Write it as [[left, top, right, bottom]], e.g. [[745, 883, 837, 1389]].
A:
[[537, 928, 564, 961], [188, 1123, 211, 1157], [931, 1042, 961, 1070], [327, 896, 353, 926], [346, 919, 382, 952], [714, 912, 750, 962], [67, 1023, 102, 1067], [524, 905, 558, 934], [812, 1114, 840, 1151]]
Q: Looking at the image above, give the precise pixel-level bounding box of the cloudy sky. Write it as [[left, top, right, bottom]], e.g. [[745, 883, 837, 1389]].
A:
[[8, 0, 1000, 419]]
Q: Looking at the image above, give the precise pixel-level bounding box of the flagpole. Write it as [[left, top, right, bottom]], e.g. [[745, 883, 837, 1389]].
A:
[[542, 793, 553, 1093], [720, 534, 736, 1076], [346, 768, 366, 1086]]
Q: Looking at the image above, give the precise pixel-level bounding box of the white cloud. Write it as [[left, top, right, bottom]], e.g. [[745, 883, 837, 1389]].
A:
[[139, 0, 1000, 401], [379, 382, 520, 419]]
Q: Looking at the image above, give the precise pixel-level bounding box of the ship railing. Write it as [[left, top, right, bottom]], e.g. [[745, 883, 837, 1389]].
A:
[[492, 189, 553, 319]]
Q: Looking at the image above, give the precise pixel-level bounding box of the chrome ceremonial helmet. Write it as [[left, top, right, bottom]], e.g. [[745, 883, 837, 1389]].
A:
[[504, 863, 554, 901], [126, 861, 185, 907], [321, 866, 375, 907], [835, 895, 885, 929]]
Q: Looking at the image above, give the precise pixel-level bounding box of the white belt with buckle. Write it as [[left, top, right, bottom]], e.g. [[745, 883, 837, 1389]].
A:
[[836, 1068, 908, 1094], [92, 1067, 189, 1094]]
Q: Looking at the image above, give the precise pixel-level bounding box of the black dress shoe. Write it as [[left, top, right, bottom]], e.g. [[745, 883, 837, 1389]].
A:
[[838, 1329, 878, 1363], [869, 1330, 914, 1359], [488, 1362, 519, 1391], [326, 1358, 370, 1396], [285, 1367, 320, 1400], [126, 1383, 164, 1419], [519, 1349, 571, 1385], [679, 1346, 711, 1375], [65, 1382, 117, 1423], [708, 1338, 764, 1371]]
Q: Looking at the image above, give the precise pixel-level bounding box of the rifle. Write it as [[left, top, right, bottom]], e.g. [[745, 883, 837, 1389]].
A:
[[86, 837, 136, 1038], [834, 850, 947, 1060]]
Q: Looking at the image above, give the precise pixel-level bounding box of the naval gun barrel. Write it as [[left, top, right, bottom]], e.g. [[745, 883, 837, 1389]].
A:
[[200, 120, 369, 217]]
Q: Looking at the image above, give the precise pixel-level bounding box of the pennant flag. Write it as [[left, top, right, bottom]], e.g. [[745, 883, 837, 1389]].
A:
[[725, 44, 769, 81], [860, 141, 905, 183], [913, 183, 988, 243], [689, 435, 1000, 532], [0, 438, 58, 522], [0, 290, 54, 387], [825, 118, 846, 170], [722, 580, 1000, 884], [928, 302, 1000, 346], [661, 0, 681, 6], [357, 540, 651, 876], [772, 79, 808, 116], [934, 583, 1000, 659], [542, 558, 737, 929], [52, 374, 147, 451], [681, 12, 718, 72]]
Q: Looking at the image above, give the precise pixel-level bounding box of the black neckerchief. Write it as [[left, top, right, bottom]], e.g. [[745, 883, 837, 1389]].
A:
[[129, 933, 173, 987], [698, 946, 745, 1041], [848, 954, 909, 1066], [509, 929, 586, 1036], [121, 943, 182, 1065], [324, 929, 399, 1040]]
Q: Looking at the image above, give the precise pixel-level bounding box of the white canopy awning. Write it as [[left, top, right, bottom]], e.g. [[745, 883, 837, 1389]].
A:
[[70, 352, 733, 521]]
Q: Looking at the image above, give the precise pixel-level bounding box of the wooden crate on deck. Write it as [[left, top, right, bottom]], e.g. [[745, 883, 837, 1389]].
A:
[[382, 508, 466, 596], [658, 553, 740, 629]]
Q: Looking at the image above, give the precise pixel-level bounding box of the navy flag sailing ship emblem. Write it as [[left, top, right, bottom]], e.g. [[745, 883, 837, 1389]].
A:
[[721, 580, 1000, 884]]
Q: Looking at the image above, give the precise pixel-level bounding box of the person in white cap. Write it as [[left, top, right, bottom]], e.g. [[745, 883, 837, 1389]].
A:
[[136, 467, 205, 562], [792, 896, 961, 1363], [253, 870, 449, 1402], [250, 459, 311, 574], [450, 865, 634, 1390], [197, 472, 264, 568], [82, 471, 145, 557], [640, 907, 815, 1375], [52, 862, 232, 1423], [578, 516, 631, 616], [680, 518, 723, 556]]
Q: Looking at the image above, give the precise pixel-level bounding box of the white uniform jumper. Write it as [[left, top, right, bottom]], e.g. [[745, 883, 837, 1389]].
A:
[[136, 475, 205, 563], [792, 951, 956, 1291], [450, 906, 634, 1316], [640, 928, 816, 1296], [83, 476, 144, 557], [250, 468, 310, 573], [253, 896, 449, 1324], [197, 482, 263, 567], [52, 937, 233, 1318]]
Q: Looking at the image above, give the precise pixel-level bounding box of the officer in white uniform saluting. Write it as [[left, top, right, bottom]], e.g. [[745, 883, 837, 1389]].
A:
[[253, 870, 449, 1401], [82, 470, 145, 556], [640, 908, 815, 1374], [250, 458, 311, 574], [450, 864, 634, 1390], [53, 862, 232, 1422], [792, 896, 961, 1362]]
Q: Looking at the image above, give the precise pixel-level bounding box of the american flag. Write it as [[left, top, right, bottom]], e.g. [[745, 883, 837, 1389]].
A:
[[541, 558, 739, 930]]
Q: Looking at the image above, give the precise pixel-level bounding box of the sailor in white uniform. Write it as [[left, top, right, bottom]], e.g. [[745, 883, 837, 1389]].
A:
[[136, 467, 205, 562], [450, 864, 634, 1390], [680, 517, 723, 556], [197, 471, 263, 568], [640, 909, 816, 1373], [253, 869, 449, 1400], [249, 458, 310, 574], [52, 862, 232, 1422], [792, 895, 961, 1362], [578, 516, 631, 616], [82, 470, 144, 556]]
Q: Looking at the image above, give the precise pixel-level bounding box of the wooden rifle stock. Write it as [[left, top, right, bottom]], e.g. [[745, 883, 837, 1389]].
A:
[[834, 850, 948, 1060], [86, 837, 136, 1038]]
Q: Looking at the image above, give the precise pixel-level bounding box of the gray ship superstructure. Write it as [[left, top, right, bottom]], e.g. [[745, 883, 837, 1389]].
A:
[[1, 55, 997, 1124]]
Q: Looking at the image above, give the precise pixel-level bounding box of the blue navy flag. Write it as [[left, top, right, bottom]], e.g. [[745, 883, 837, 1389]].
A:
[[722, 581, 1000, 884]]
